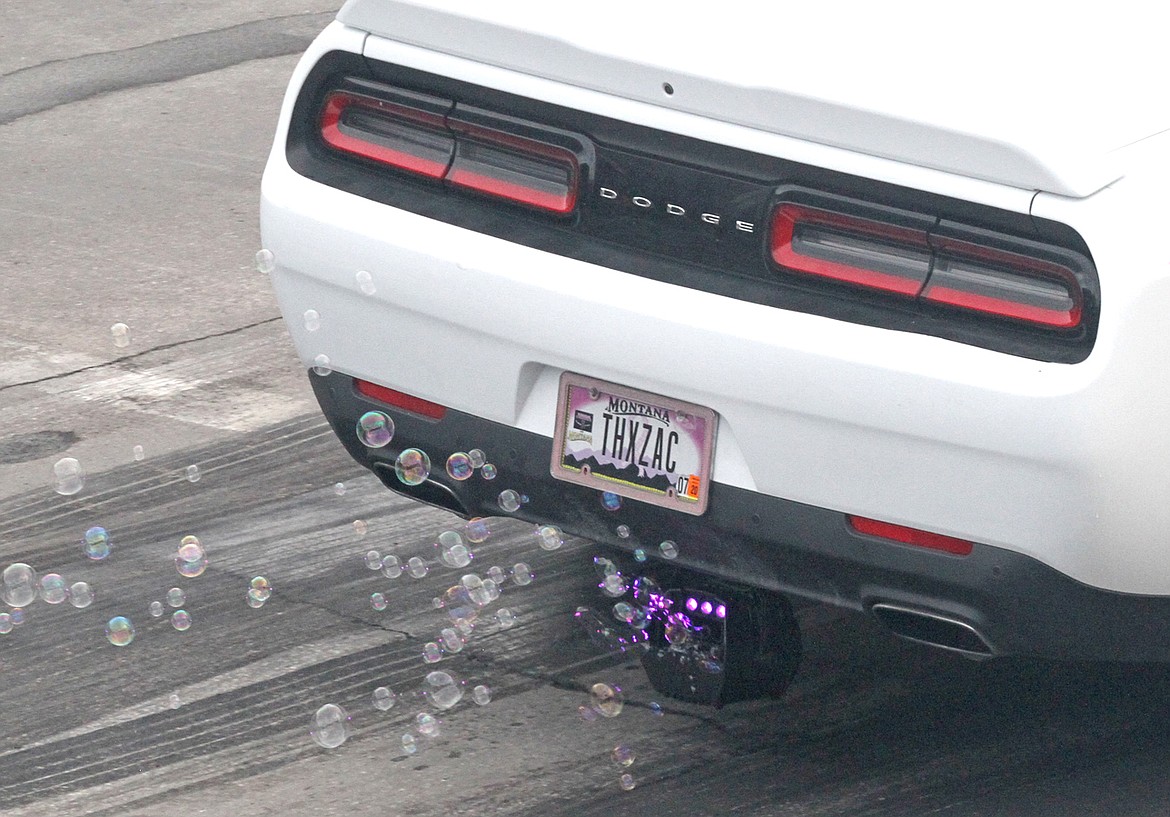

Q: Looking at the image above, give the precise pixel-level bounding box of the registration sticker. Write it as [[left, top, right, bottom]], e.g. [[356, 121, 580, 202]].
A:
[[550, 372, 717, 516]]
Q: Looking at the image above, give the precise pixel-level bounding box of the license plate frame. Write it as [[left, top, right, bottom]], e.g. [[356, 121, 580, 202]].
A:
[[550, 372, 717, 516]]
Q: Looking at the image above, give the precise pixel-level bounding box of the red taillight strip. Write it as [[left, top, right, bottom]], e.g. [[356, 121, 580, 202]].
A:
[[770, 204, 932, 296], [355, 379, 447, 420], [446, 164, 577, 214], [847, 515, 974, 556], [320, 92, 453, 179]]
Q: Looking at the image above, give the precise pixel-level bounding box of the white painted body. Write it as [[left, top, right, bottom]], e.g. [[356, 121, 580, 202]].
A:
[[262, 12, 1170, 595]]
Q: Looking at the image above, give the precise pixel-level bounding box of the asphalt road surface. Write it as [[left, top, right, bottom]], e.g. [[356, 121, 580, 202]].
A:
[[4, 6, 1170, 817]]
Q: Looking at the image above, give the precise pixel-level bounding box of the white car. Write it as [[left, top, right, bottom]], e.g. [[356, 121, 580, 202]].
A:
[[262, 1, 1170, 701]]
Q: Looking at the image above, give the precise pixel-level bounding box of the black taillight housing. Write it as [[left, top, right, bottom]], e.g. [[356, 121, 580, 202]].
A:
[[769, 188, 1093, 333]]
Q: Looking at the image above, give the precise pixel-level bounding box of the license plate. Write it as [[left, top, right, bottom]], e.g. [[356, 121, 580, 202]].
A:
[[550, 372, 717, 516]]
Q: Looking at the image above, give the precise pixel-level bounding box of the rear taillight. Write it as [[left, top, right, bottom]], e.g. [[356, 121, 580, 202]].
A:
[[847, 515, 973, 557], [770, 194, 1087, 331], [319, 84, 582, 216], [355, 380, 447, 420]]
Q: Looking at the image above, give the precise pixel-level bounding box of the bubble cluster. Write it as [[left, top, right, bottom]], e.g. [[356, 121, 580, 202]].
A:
[[600, 491, 622, 511], [356, 411, 394, 448], [497, 489, 521, 513], [53, 457, 85, 496], [171, 610, 192, 631], [175, 536, 208, 578], [370, 592, 387, 611], [166, 587, 186, 608], [185, 464, 201, 483], [589, 682, 624, 717], [310, 703, 351, 749], [355, 269, 376, 295], [659, 540, 679, 559], [303, 309, 320, 332], [69, 581, 94, 608], [312, 354, 332, 377], [106, 616, 136, 647], [395, 448, 431, 486], [372, 686, 396, 711], [2, 564, 38, 608], [255, 248, 275, 274], [422, 670, 464, 710], [111, 322, 131, 348]]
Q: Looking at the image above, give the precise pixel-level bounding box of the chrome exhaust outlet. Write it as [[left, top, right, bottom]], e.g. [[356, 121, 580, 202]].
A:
[[870, 602, 996, 659]]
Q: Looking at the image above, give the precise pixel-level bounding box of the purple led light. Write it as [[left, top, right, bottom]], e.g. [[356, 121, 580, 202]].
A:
[[685, 597, 698, 612], [700, 601, 713, 616], [715, 604, 726, 619]]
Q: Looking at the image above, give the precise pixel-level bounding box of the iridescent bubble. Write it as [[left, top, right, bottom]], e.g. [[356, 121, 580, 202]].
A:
[[69, 581, 94, 609], [467, 449, 487, 469], [462, 573, 492, 607], [312, 354, 332, 377], [395, 448, 431, 486], [445, 452, 473, 481], [577, 705, 599, 723], [364, 550, 382, 570], [536, 525, 563, 551], [611, 744, 636, 767], [593, 556, 619, 578], [665, 621, 690, 645], [416, 712, 441, 738], [496, 608, 516, 629], [32, 576, 59, 610], [497, 489, 521, 513], [616, 525, 631, 539], [0, 613, 12, 634], [472, 684, 492, 706], [649, 701, 664, 716], [246, 589, 267, 609], [422, 642, 442, 663], [356, 411, 394, 448], [612, 602, 637, 624], [407, 556, 429, 579], [455, 617, 475, 638], [149, 600, 165, 618], [511, 562, 533, 586], [487, 565, 506, 585], [106, 616, 135, 647], [590, 682, 624, 717], [381, 555, 403, 579], [53, 457, 85, 496], [370, 592, 387, 611], [83, 526, 111, 560], [437, 531, 471, 568], [166, 587, 186, 608], [441, 584, 477, 623], [171, 609, 192, 631], [482, 577, 500, 603], [439, 627, 463, 654], [401, 733, 418, 755], [601, 574, 627, 598], [132, 444, 145, 461], [372, 686, 396, 711], [303, 309, 320, 332], [10, 608, 25, 626], [423, 670, 464, 710], [355, 269, 376, 295], [480, 463, 497, 480], [601, 491, 622, 511], [659, 540, 679, 559], [185, 464, 201, 483], [175, 536, 208, 578], [249, 576, 272, 603], [110, 322, 131, 348], [619, 774, 636, 791], [633, 548, 647, 562], [310, 703, 351, 749], [169, 693, 182, 709], [2, 564, 38, 608], [353, 519, 368, 536], [255, 248, 275, 274], [334, 482, 346, 496], [464, 518, 490, 544]]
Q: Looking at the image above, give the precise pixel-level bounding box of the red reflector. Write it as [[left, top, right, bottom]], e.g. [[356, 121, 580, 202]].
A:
[[847, 515, 973, 556], [319, 91, 453, 179], [355, 380, 447, 420], [770, 203, 932, 296]]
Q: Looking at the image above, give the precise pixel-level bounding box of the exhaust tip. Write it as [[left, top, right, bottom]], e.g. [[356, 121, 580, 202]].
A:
[[870, 602, 995, 658], [372, 463, 470, 517]]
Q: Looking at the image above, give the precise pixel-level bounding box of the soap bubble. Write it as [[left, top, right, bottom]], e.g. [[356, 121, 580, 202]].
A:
[[381, 555, 403, 579], [497, 490, 521, 513], [175, 535, 207, 578], [110, 322, 131, 348], [53, 457, 85, 496], [445, 452, 473, 481], [611, 744, 636, 767], [601, 491, 622, 511], [132, 444, 145, 461], [619, 773, 636, 791], [312, 354, 332, 376], [166, 587, 186, 607], [83, 526, 111, 560], [334, 482, 346, 496], [437, 531, 472, 568], [467, 449, 487, 469], [356, 411, 394, 448], [422, 670, 464, 710], [612, 602, 637, 624], [480, 463, 497, 480], [395, 449, 431, 486], [302, 309, 320, 332], [185, 464, 201, 483], [536, 525, 563, 551], [355, 269, 376, 295], [496, 608, 516, 629], [105, 616, 135, 646], [601, 574, 627, 598], [2, 564, 38, 608], [169, 693, 182, 709], [589, 682, 624, 717], [577, 705, 599, 723], [353, 519, 368, 536], [370, 592, 387, 611], [69, 581, 94, 608], [649, 701, 664, 716], [659, 540, 679, 559], [416, 712, 441, 738], [461, 573, 492, 607], [511, 563, 533, 586], [407, 556, 429, 579], [616, 525, 630, 539], [249, 576, 272, 603], [309, 703, 351, 749], [372, 686, 396, 711], [439, 627, 464, 654], [171, 609, 192, 631], [401, 733, 418, 755], [422, 642, 443, 663], [364, 550, 382, 570], [633, 548, 647, 562], [255, 248, 275, 274], [0, 613, 12, 634], [464, 518, 490, 543], [472, 684, 492, 706], [38, 574, 67, 605], [149, 600, 165, 618], [487, 565, 506, 584]]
